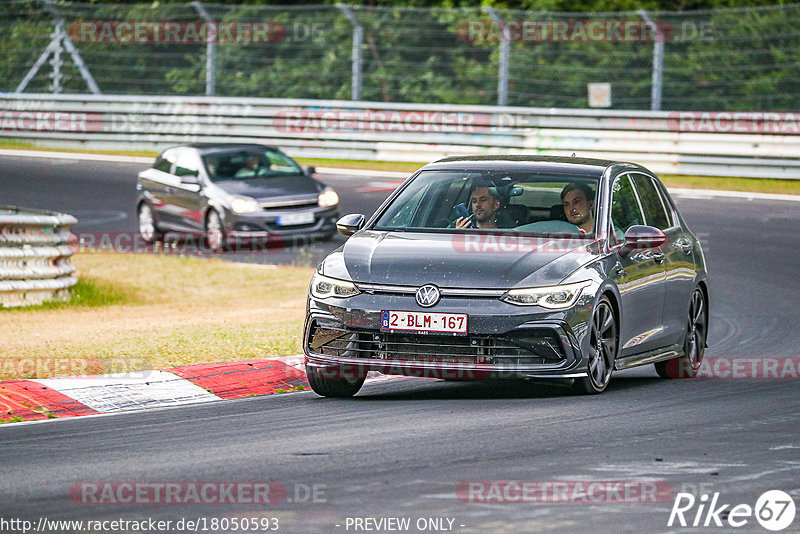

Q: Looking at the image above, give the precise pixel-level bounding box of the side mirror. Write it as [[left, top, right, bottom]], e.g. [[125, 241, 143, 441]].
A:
[[305, 166, 316, 176], [620, 225, 666, 255], [336, 214, 365, 236]]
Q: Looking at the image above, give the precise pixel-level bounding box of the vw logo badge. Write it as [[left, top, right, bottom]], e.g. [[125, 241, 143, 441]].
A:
[[415, 284, 440, 307]]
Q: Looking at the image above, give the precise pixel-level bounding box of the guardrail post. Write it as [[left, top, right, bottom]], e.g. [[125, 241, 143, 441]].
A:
[[337, 4, 363, 101], [638, 10, 663, 111], [483, 7, 509, 107], [192, 1, 216, 96]]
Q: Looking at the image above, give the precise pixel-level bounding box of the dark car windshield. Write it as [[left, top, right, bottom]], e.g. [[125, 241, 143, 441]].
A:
[[202, 148, 303, 182], [372, 170, 600, 236]]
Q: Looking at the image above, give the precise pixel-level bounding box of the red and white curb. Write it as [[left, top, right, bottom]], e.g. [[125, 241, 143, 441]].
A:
[[0, 356, 310, 423], [0, 356, 398, 424]]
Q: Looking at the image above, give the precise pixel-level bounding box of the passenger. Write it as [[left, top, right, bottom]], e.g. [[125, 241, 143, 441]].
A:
[[456, 186, 502, 229], [561, 183, 595, 234]]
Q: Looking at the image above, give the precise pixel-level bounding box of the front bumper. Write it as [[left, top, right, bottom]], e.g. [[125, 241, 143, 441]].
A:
[[226, 205, 339, 242], [303, 292, 593, 380]]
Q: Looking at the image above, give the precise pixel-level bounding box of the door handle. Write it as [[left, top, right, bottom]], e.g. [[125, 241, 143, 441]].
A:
[[677, 238, 693, 255], [652, 252, 665, 264]]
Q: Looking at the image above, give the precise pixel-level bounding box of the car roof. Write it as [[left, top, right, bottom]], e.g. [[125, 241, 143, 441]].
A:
[[178, 143, 282, 155], [422, 155, 640, 178]]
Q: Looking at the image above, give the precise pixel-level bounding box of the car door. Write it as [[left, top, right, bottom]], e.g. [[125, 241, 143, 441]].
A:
[[139, 149, 178, 229], [609, 173, 667, 356], [167, 149, 207, 233], [632, 173, 697, 347]]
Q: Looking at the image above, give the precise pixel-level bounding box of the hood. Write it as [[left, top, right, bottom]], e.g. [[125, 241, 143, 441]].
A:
[[213, 175, 320, 200], [321, 231, 598, 289]]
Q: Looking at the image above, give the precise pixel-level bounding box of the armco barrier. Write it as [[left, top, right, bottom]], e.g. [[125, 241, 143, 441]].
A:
[[1, 94, 800, 178], [0, 207, 78, 307]]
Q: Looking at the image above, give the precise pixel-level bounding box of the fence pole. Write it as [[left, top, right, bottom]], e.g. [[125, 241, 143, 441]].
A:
[[192, 1, 216, 96], [337, 4, 362, 101], [49, 20, 64, 94], [638, 10, 663, 111], [483, 6, 509, 107]]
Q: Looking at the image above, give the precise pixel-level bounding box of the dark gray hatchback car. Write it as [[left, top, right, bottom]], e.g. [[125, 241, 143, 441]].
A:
[[136, 144, 339, 251], [303, 155, 708, 396]]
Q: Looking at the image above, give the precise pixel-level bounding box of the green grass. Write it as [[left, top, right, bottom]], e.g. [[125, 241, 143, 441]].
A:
[[0, 417, 24, 424], [1, 138, 797, 195], [0, 138, 157, 158], [295, 157, 425, 173], [0, 278, 131, 312], [660, 175, 800, 195], [0, 253, 311, 379]]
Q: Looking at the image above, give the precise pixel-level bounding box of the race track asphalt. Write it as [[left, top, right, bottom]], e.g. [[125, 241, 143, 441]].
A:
[[1, 155, 798, 533]]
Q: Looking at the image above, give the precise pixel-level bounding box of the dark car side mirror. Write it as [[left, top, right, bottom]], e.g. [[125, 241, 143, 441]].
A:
[[620, 225, 667, 255], [304, 166, 316, 176], [336, 214, 365, 236]]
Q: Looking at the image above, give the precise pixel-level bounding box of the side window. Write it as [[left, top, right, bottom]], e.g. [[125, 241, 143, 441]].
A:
[[153, 150, 176, 173], [610, 175, 644, 238], [174, 151, 200, 178], [631, 173, 671, 230]]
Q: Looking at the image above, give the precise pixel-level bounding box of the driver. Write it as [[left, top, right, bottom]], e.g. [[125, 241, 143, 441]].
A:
[[561, 183, 595, 234], [456, 186, 502, 229], [235, 154, 261, 178]]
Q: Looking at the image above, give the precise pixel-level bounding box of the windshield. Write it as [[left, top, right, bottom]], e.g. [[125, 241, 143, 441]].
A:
[[202, 148, 303, 182], [373, 170, 600, 236]]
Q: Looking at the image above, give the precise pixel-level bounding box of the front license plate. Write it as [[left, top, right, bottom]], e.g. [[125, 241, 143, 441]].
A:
[[381, 310, 468, 334], [277, 212, 315, 226]]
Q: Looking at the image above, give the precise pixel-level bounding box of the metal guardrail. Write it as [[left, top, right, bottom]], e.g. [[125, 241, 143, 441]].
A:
[[0, 206, 77, 307], [1, 94, 799, 179]]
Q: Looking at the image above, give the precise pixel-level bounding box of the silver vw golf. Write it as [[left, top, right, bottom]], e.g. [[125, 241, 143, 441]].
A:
[[303, 156, 708, 396]]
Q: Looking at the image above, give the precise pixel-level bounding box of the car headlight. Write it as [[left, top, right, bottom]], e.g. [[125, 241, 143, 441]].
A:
[[502, 281, 590, 309], [318, 187, 339, 208], [231, 196, 260, 214], [310, 272, 360, 299]]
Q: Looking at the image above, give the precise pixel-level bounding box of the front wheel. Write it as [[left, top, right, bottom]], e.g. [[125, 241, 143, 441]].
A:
[[306, 364, 366, 398], [574, 296, 618, 394], [137, 203, 161, 244], [205, 210, 227, 253], [655, 288, 707, 378]]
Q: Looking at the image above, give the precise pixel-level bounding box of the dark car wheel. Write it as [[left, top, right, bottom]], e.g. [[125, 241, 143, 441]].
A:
[[205, 210, 226, 253], [574, 296, 617, 394], [655, 288, 707, 379], [137, 203, 161, 244], [306, 365, 366, 398]]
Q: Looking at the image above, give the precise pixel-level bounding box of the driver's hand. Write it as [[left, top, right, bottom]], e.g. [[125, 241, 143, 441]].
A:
[[455, 216, 472, 229]]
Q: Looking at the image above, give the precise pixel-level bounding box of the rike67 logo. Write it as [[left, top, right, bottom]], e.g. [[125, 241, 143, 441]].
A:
[[668, 490, 796, 531]]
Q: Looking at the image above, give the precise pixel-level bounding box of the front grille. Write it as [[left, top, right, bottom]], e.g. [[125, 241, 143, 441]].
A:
[[261, 201, 318, 211], [264, 221, 319, 232], [307, 322, 566, 366]]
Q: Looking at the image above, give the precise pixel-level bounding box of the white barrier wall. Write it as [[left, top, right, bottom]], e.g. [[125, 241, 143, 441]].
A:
[[1, 94, 799, 178]]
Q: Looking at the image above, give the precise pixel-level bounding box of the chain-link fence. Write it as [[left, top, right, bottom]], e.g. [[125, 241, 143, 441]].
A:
[[2, 0, 799, 111]]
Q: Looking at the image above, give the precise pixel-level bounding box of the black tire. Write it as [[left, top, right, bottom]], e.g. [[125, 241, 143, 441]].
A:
[[306, 364, 366, 398], [655, 288, 707, 379], [204, 209, 227, 253], [574, 296, 618, 394], [137, 202, 162, 244]]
